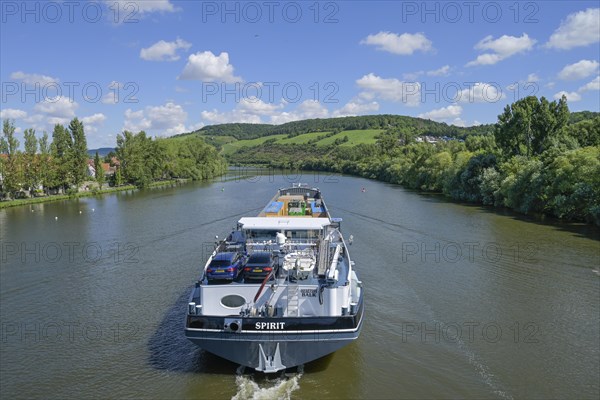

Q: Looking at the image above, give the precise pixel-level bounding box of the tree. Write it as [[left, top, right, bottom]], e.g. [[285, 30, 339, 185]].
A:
[[23, 128, 39, 195], [568, 116, 600, 147], [1, 119, 23, 199], [51, 124, 72, 192], [113, 166, 123, 187], [104, 150, 117, 163], [495, 96, 538, 157], [94, 151, 105, 188], [530, 96, 569, 154], [116, 131, 164, 187], [38, 132, 53, 193], [68, 118, 88, 188], [495, 95, 570, 157], [376, 131, 399, 156]]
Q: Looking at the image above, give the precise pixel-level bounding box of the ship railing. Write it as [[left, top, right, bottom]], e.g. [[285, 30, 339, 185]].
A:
[[245, 238, 318, 254]]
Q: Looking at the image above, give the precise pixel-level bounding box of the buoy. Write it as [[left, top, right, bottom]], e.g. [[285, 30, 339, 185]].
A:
[[92, 208, 95, 212], [79, 211, 82, 214], [55, 216, 58, 220], [222, 187, 225, 191]]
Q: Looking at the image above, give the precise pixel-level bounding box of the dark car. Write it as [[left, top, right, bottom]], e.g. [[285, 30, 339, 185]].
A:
[[243, 252, 276, 281], [206, 252, 245, 281]]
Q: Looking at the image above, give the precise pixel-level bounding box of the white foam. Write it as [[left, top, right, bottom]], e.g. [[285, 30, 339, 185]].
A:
[[232, 374, 301, 400]]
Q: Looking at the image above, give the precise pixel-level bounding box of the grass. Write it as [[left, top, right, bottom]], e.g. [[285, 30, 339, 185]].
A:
[[0, 180, 182, 209], [221, 134, 288, 155], [316, 129, 383, 146], [218, 129, 383, 156], [277, 131, 333, 145], [201, 135, 237, 146]]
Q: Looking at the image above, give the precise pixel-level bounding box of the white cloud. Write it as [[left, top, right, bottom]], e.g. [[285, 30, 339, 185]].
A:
[[451, 118, 467, 127], [360, 32, 432, 55], [356, 73, 421, 106], [238, 98, 285, 116], [332, 100, 379, 117], [200, 109, 263, 125], [578, 76, 600, 92], [554, 91, 582, 102], [199, 98, 285, 125], [107, 0, 176, 14], [124, 102, 188, 136], [10, 71, 58, 85], [47, 117, 71, 126], [100, 81, 141, 105], [82, 113, 107, 125], [403, 65, 451, 80], [81, 113, 107, 133], [140, 38, 191, 61], [427, 65, 450, 76], [456, 83, 505, 103], [23, 114, 44, 125], [418, 105, 463, 121], [527, 73, 539, 82], [199, 99, 337, 125], [557, 60, 599, 81], [402, 72, 421, 81], [187, 122, 205, 132], [101, 81, 123, 104], [0, 108, 27, 119], [466, 34, 536, 66], [546, 8, 600, 50], [34, 96, 78, 119], [179, 51, 242, 83], [269, 100, 330, 125]]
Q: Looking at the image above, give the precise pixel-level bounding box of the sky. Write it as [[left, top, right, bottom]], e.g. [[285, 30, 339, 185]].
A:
[[1, 0, 599, 149]]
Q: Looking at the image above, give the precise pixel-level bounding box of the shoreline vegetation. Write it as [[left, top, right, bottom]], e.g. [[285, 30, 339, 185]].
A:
[[0, 179, 187, 209], [1, 118, 227, 209], [3, 96, 599, 225], [214, 97, 598, 226]]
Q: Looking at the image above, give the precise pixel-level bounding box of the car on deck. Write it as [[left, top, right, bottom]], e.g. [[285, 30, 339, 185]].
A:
[[243, 252, 276, 281], [206, 252, 245, 281]]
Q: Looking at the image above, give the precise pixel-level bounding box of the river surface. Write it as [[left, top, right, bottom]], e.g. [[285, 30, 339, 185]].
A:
[[1, 170, 599, 399]]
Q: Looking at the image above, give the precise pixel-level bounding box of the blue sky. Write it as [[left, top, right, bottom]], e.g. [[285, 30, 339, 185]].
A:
[[1, 1, 599, 148]]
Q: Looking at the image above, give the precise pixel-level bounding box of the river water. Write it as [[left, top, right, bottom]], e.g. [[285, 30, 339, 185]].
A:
[[1, 171, 598, 399]]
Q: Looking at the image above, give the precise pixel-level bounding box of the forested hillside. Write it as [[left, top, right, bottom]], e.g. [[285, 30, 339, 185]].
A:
[[227, 98, 600, 224], [177, 114, 496, 141]]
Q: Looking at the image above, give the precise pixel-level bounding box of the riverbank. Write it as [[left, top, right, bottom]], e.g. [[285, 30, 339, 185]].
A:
[[0, 179, 187, 209], [227, 140, 600, 226]]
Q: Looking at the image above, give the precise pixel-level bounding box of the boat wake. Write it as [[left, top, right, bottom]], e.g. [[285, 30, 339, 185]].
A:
[[232, 374, 302, 400]]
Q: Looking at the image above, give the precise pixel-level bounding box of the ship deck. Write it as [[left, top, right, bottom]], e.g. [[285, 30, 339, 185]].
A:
[[258, 186, 327, 218]]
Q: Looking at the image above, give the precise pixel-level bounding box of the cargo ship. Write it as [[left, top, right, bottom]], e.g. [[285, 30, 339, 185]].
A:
[[185, 184, 364, 372]]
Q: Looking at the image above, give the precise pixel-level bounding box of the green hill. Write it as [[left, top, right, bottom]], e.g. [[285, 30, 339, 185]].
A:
[[167, 112, 598, 159], [175, 114, 496, 141]]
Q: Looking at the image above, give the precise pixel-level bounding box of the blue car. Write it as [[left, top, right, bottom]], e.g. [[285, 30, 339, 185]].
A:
[[206, 252, 245, 281]]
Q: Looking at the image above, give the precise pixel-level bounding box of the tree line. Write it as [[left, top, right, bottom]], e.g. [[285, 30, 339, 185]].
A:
[[0, 119, 227, 200], [229, 96, 600, 224], [177, 114, 496, 140], [0, 118, 89, 198]]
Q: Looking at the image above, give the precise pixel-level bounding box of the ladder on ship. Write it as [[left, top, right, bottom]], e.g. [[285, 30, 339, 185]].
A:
[[287, 284, 299, 317], [317, 236, 330, 276]]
